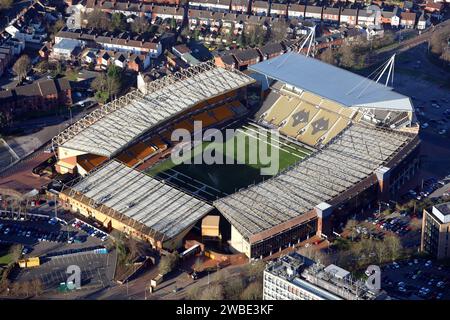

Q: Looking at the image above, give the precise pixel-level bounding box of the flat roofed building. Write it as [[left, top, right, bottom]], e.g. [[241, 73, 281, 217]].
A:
[[421, 202, 450, 259], [264, 252, 382, 300], [60, 160, 213, 249]]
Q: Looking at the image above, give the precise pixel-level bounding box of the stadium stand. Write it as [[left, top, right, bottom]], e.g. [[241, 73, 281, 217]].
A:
[[297, 109, 340, 146], [214, 124, 415, 253], [53, 62, 254, 158], [211, 104, 236, 122], [60, 160, 213, 248], [264, 95, 300, 126], [77, 154, 108, 173], [279, 101, 319, 137]]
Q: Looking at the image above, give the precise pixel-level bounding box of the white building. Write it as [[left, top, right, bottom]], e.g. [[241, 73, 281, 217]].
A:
[[263, 253, 383, 300]]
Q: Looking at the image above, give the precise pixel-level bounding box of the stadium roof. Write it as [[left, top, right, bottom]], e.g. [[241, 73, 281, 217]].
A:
[[53, 62, 254, 157], [249, 52, 413, 112], [214, 124, 415, 241], [65, 160, 213, 241]]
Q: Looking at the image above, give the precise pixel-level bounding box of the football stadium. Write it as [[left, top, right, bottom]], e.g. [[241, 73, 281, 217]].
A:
[[53, 53, 421, 258]]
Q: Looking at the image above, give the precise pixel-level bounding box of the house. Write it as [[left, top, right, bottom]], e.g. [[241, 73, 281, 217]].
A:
[[232, 48, 261, 69], [381, 7, 400, 27], [55, 28, 163, 58], [340, 8, 358, 25], [367, 25, 384, 39], [357, 6, 382, 27], [97, 50, 112, 68], [400, 12, 416, 28], [173, 44, 191, 58], [0, 46, 13, 77], [0, 79, 72, 122], [50, 38, 81, 61], [188, 9, 216, 28], [151, 6, 184, 22], [288, 4, 305, 18], [257, 42, 285, 60], [214, 54, 237, 69], [417, 11, 430, 30], [252, 0, 269, 16], [84, 0, 154, 17], [270, 3, 288, 17], [322, 7, 340, 23], [304, 5, 323, 21], [189, 0, 231, 12], [425, 1, 444, 13], [114, 52, 127, 68], [39, 42, 52, 59], [231, 0, 248, 13]]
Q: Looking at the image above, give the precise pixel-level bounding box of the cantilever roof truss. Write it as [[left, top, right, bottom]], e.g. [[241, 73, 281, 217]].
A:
[[214, 124, 414, 240], [53, 62, 255, 157]]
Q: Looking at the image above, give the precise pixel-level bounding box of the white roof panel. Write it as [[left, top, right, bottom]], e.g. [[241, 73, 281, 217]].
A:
[[249, 52, 413, 112]]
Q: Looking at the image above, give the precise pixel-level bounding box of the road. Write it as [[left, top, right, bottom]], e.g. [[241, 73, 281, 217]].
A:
[[371, 19, 450, 65]]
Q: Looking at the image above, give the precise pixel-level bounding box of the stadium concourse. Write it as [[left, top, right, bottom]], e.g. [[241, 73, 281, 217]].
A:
[[53, 54, 421, 259]]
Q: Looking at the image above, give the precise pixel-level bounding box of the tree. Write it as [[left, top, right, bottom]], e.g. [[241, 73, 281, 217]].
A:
[[131, 16, 151, 34], [337, 45, 357, 68], [13, 55, 31, 82], [9, 244, 23, 263], [170, 18, 177, 31], [243, 260, 265, 283], [199, 283, 224, 300], [385, 234, 402, 262], [30, 278, 44, 297], [111, 13, 127, 32], [320, 48, 336, 65], [0, 0, 13, 10], [49, 19, 66, 37], [223, 276, 245, 299], [240, 281, 262, 300], [345, 219, 359, 241], [269, 20, 289, 43], [86, 9, 110, 30], [158, 252, 179, 276]]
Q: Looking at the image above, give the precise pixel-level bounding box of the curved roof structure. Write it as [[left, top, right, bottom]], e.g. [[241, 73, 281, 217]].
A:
[[249, 52, 413, 112], [53, 62, 254, 158]]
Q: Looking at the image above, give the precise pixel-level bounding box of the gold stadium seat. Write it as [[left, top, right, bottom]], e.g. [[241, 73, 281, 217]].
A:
[[264, 95, 300, 126], [128, 142, 156, 161], [212, 104, 235, 122], [150, 137, 167, 150], [297, 109, 339, 146], [117, 152, 139, 167], [320, 99, 345, 114], [320, 117, 351, 145], [279, 101, 319, 138], [174, 120, 194, 132], [300, 91, 323, 106], [191, 112, 217, 127]]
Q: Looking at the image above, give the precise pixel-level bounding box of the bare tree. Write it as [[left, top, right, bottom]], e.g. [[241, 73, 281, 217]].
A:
[[131, 16, 151, 34], [223, 276, 245, 299], [12, 55, 31, 82], [0, 0, 13, 10], [240, 282, 262, 300], [320, 47, 336, 65], [199, 283, 224, 300], [385, 234, 402, 262]]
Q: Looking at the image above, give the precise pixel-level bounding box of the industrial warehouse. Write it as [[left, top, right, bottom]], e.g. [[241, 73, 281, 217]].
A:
[[53, 53, 421, 259]]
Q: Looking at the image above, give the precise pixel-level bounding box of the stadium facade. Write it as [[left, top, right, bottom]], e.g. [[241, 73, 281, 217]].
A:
[[53, 54, 421, 258]]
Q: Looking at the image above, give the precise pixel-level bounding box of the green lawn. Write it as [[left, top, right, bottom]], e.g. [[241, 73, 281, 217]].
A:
[[146, 124, 312, 197], [0, 246, 13, 266]]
